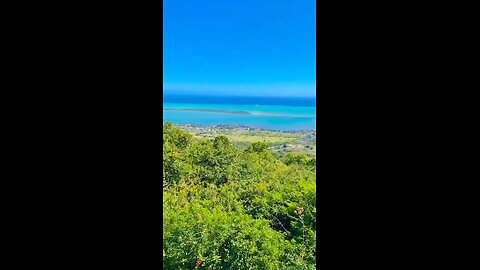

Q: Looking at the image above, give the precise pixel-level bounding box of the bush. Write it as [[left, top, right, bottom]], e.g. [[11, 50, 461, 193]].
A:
[[163, 123, 316, 269]]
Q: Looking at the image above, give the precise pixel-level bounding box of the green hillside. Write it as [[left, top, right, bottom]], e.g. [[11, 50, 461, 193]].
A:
[[163, 123, 317, 269]]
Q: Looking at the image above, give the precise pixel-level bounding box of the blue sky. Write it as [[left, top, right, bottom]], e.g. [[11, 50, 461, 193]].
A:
[[163, 0, 316, 97]]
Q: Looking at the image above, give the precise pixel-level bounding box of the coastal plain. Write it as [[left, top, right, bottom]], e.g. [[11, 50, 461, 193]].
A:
[[176, 124, 316, 156]]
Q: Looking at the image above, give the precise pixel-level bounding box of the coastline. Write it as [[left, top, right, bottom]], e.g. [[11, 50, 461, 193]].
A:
[[164, 107, 315, 118], [165, 122, 316, 133]]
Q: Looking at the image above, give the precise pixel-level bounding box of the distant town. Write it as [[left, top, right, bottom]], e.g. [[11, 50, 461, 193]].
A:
[[168, 123, 316, 156]]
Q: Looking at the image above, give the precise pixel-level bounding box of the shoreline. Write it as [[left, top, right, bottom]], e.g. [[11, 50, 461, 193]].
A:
[[165, 122, 316, 133], [164, 107, 315, 118]]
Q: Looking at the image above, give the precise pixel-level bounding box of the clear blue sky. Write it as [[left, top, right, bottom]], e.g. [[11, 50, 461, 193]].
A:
[[163, 0, 316, 97]]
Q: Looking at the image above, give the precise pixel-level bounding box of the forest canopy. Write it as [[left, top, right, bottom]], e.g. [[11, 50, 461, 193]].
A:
[[163, 123, 316, 269]]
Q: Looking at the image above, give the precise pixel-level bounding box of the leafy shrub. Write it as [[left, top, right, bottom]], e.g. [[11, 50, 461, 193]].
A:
[[163, 123, 316, 269]]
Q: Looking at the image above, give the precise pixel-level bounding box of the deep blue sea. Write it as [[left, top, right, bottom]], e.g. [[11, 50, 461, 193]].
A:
[[163, 95, 316, 131]]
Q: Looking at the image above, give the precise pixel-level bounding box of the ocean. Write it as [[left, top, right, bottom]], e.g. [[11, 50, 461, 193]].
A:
[[163, 95, 316, 131]]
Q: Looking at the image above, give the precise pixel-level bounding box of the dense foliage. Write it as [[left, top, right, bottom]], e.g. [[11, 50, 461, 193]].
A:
[[163, 123, 316, 269]]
